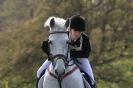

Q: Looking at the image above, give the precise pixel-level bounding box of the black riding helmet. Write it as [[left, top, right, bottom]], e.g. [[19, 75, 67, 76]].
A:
[[65, 15, 86, 32]]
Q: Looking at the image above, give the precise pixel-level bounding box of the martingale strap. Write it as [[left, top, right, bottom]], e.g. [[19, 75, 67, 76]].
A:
[[48, 66, 79, 80]]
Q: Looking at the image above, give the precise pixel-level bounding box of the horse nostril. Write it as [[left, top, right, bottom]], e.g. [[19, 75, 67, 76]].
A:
[[55, 69, 65, 76], [55, 70, 58, 75]]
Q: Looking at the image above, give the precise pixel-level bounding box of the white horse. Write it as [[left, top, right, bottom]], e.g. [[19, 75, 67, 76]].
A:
[[40, 16, 91, 88]]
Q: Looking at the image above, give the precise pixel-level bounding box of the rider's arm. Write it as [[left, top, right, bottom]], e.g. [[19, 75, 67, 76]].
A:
[[82, 34, 91, 57], [70, 34, 91, 58]]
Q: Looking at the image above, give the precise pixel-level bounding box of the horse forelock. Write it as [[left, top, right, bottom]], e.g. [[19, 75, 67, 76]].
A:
[[44, 16, 66, 31]]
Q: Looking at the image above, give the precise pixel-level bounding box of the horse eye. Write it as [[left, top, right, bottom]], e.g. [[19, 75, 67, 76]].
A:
[[48, 40, 52, 44], [67, 40, 71, 44]]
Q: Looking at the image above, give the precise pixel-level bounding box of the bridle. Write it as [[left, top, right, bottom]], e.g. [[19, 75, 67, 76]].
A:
[[48, 31, 73, 67]]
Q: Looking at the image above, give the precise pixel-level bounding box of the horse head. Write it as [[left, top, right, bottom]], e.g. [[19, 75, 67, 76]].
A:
[[44, 16, 70, 76]]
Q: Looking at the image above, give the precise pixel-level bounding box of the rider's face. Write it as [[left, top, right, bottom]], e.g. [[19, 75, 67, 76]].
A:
[[69, 28, 82, 41]]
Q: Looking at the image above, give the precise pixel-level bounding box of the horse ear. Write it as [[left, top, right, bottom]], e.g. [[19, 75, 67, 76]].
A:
[[65, 18, 70, 28], [50, 18, 55, 28]]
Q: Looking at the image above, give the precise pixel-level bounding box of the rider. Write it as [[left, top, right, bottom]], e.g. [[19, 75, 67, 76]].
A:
[[36, 15, 96, 88]]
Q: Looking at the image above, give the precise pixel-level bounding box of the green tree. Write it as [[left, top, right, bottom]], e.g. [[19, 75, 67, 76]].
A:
[[0, 0, 132, 88]]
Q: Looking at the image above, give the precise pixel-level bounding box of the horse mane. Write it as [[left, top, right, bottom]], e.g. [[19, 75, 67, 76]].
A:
[[44, 16, 66, 30]]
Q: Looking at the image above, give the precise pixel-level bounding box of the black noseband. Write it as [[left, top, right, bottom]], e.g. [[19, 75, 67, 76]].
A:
[[49, 54, 67, 61], [49, 31, 68, 35]]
